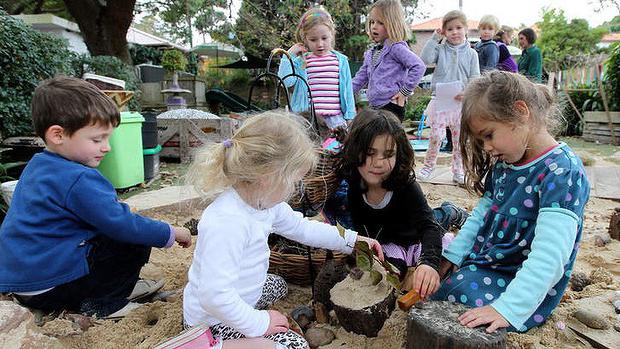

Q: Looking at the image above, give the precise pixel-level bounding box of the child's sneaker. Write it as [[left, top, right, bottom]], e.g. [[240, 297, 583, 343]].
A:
[[417, 167, 433, 181], [452, 173, 465, 185], [128, 279, 165, 302], [104, 302, 142, 320], [440, 201, 470, 230]]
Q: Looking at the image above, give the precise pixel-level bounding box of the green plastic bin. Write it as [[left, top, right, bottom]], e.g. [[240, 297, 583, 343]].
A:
[[98, 111, 145, 188]]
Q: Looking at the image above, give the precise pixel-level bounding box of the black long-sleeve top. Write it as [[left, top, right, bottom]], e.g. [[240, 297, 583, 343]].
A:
[[347, 178, 444, 271]]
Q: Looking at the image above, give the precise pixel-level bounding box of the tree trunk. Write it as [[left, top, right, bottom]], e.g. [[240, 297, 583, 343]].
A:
[[332, 289, 397, 337], [406, 301, 506, 349], [63, 0, 136, 64]]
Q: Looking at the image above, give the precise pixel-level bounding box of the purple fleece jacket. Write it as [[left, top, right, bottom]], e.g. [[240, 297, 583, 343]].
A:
[[352, 40, 426, 108]]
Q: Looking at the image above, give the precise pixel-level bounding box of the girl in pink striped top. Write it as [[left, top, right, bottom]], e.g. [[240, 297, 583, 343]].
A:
[[278, 7, 356, 132]]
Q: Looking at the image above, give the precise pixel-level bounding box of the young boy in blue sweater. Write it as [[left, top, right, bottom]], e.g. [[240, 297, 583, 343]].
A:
[[0, 76, 191, 319]]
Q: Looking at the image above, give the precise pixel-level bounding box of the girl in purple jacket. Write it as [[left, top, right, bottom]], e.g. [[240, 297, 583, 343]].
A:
[[352, 0, 425, 121]]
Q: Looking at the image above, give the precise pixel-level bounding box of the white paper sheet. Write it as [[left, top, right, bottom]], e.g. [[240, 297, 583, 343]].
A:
[[435, 81, 464, 112]]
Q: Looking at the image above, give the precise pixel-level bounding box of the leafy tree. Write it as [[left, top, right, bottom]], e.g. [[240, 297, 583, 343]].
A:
[[591, 0, 620, 13], [537, 8, 607, 71], [218, 0, 419, 61], [4, 0, 137, 64], [137, 0, 227, 47]]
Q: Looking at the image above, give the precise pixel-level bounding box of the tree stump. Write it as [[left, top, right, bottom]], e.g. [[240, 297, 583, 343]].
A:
[[331, 288, 397, 337], [406, 301, 506, 349], [609, 208, 620, 241]]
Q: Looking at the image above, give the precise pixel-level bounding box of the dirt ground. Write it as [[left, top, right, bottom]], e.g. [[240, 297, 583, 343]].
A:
[[38, 181, 618, 349]]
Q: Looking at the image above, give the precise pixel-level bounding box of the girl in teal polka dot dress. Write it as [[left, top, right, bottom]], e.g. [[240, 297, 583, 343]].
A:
[[432, 71, 590, 333]]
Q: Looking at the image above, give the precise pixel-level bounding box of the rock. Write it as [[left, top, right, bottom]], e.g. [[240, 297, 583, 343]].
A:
[[570, 271, 591, 291], [305, 327, 335, 348], [292, 305, 314, 331], [594, 234, 611, 247], [573, 309, 609, 330], [328, 309, 338, 326], [0, 301, 62, 348], [614, 300, 620, 314], [615, 322, 620, 333]]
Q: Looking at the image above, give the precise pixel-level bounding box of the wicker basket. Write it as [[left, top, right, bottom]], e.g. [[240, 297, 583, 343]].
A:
[[288, 148, 341, 212], [268, 240, 348, 286]]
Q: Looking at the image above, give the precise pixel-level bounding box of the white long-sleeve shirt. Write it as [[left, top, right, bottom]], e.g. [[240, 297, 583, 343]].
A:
[[183, 188, 357, 336]]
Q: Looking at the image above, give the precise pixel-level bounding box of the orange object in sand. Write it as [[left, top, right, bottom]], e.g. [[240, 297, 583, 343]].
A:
[[398, 289, 421, 311]]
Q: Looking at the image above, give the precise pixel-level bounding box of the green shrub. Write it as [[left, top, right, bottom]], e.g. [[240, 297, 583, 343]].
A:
[[604, 42, 620, 111], [0, 10, 75, 137], [161, 49, 188, 72], [72, 55, 141, 111], [557, 86, 594, 136], [405, 92, 431, 121], [129, 44, 162, 65]]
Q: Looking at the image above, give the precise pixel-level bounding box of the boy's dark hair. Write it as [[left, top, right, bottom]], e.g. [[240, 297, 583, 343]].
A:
[[518, 28, 537, 45], [342, 108, 415, 191], [32, 76, 120, 139]]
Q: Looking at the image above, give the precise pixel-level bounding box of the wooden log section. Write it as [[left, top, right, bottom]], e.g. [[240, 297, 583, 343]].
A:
[[609, 208, 620, 240], [332, 289, 397, 337], [406, 301, 506, 349]]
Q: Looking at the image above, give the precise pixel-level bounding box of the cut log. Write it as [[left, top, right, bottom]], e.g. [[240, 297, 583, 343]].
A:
[[406, 301, 506, 349], [312, 251, 348, 310], [332, 288, 397, 337], [609, 208, 620, 240]]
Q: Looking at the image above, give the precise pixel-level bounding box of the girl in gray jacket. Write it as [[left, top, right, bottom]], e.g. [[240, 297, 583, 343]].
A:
[[418, 10, 480, 185]]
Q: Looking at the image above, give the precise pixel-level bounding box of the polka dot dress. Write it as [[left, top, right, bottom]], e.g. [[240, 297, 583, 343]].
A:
[[433, 144, 590, 332]]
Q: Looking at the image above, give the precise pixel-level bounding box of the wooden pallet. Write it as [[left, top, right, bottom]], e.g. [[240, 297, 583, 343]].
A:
[[158, 112, 235, 163], [582, 111, 619, 145]]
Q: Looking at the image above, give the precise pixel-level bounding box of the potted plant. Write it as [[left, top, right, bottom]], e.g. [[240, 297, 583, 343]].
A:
[[161, 49, 188, 89], [160, 49, 191, 108]]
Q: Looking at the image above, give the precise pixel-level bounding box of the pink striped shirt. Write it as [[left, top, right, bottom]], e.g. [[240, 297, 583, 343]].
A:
[[306, 53, 341, 117]]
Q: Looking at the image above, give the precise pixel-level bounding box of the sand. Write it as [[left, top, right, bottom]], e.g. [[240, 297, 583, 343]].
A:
[[39, 182, 620, 348]]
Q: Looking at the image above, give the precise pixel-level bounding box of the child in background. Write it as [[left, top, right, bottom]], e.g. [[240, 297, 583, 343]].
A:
[[474, 15, 500, 72], [182, 112, 382, 349], [278, 7, 356, 132], [352, 0, 426, 121], [518, 28, 543, 82], [419, 10, 480, 184], [494, 25, 518, 73], [342, 109, 461, 297], [433, 71, 590, 333], [0, 76, 191, 319]]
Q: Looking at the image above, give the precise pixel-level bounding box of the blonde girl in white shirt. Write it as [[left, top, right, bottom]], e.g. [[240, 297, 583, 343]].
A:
[[182, 111, 382, 349]]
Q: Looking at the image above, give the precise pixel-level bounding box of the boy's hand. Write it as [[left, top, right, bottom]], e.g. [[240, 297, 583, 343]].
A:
[[264, 310, 289, 335], [413, 264, 440, 299], [173, 227, 192, 248], [458, 305, 510, 333], [288, 43, 307, 57], [391, 92, 407, 107], [438, 258, 456, 279], [356, 236, 385, 261]]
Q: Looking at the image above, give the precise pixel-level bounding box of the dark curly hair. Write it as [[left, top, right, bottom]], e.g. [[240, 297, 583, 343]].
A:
[[342, 108, 415, 192]]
